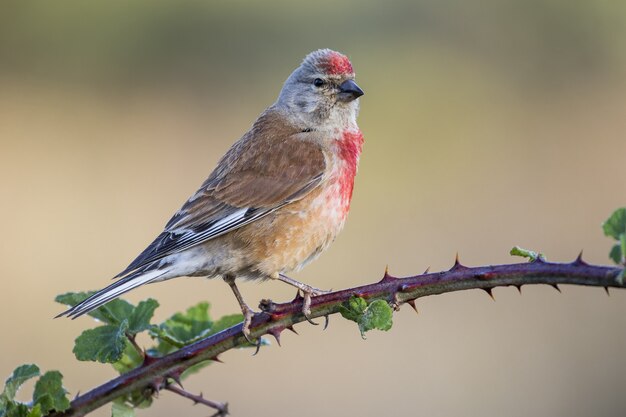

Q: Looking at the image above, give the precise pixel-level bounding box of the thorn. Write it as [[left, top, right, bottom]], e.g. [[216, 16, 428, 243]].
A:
[[423, 266, 431, 274], [380, 265, 396, 282], [450, 253, 467, 271], [550, 283, 561, 293], [405, 299, 418, 314], [169, 375, 184, 389], [210, 355, 223, 363], [604, 286, 610, 296], [573, 250, 588, 266], [482, 288, 495, 300], [514, 284, 522, 294], [252, 341, 262, 356], [323, 314, 330, 330], [286, 325, 298, 335], [74, 391, 81, 400], [149, 381, 162, 395], [268, 328, 282, 347]]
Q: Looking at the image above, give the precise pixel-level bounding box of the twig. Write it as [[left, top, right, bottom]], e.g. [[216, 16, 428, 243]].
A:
[[125, 333, 144, 359], [51, 256, 624, 417], [165, 385, 228, 416]]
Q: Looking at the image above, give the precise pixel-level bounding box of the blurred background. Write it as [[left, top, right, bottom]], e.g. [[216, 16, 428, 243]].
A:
[[2, 0, 626, 416]]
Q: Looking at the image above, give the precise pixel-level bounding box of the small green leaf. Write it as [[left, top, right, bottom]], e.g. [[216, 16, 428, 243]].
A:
[[127, 299, 159, 334], [111, 341, 144, 374], [510, 246, 546, 262], [112, 400, 135, 417], [26, 404, 42, 417], [603, 208, 626, 240], [125, 388, 153, 409], [339, 296, 368, 323], [358, 300, 393, 337], [150, 302, 213, 353], [179, 301, 211, 322], [3, 402, 30, 417], [55, 292, 133, 325], [55, 292, 91, 309], [73, 321, 129, 363], [2, 364, 40, 401], [147, 310, 256, 372], [180, 361, 213, 379], [32, 371, 70, 414], [339, 297, 394, 339], [209, 314, 244, 335], [609, 244, 622, 264]]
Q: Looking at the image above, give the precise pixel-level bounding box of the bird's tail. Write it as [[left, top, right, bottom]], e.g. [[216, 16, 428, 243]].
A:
[[55, 269, 166, 319]]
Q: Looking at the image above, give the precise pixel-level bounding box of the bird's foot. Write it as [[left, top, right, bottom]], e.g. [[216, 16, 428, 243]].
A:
[[239, 303, 258, 345], [276, 274, 331, 325]]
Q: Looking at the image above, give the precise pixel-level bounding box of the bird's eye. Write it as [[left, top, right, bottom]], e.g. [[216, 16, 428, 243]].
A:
[[313, 78, 325, 87]]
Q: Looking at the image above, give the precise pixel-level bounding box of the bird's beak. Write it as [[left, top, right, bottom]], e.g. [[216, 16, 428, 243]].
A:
[[338, 79, 364, 102]]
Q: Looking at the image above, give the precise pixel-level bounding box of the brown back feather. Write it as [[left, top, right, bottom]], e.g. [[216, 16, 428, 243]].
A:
[[116, 108, 326, 277], [166, 108, 326, 230]]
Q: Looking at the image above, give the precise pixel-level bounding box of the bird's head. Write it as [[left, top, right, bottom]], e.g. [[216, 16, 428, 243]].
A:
[[277, 49, 364, 130]]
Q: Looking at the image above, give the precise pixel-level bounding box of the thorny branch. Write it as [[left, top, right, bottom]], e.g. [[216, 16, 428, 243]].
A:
[[52, 255, 624, 417], [165, 385, 228, 417]]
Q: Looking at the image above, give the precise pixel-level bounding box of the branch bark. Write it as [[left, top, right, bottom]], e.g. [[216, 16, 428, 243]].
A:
[[52, 256, 624, 417]]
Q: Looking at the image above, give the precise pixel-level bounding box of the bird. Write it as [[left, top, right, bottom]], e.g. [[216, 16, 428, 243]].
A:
[[57, 49, 365, 340]]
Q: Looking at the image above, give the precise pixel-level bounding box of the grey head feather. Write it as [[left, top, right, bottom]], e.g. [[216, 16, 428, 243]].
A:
[[276, 49, 360, 129]]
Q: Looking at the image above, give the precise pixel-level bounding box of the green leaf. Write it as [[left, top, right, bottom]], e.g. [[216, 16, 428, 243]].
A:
[[339, 296, 394, 339], [209, 314, 244, 335], [3, 402, 30, 417], [55, 292, 133, 325], [609, 244, 622, 264], [339, 296, 368, 322], [2, 364, 40, 401], [179, 301, 210, 322], [358, 300, 393, 337], [603, 208, 626, 240], [177, 313, 268, 378], [111, 341, 144, 374], [150, 302, 214, 353], [73, 321, 129, 363], [26, 404, 42, 417], [32, 371, 70, 414], [510, 246, 546, 262], [127, 299, 159, 334], [125, 389, 153, 409], [179, 360, 213, 380], [112, 400, 135, 417]]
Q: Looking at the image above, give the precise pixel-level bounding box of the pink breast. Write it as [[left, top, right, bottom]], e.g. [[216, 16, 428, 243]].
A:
[[332, 129, 364, 217]]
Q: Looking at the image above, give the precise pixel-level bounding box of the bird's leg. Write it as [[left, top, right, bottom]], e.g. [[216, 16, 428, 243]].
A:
[[275, 273, 330, 325], [223, 275, 257, 344]]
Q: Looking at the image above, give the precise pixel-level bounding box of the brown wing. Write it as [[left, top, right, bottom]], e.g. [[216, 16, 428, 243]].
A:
[[115, 109, 326, 278]]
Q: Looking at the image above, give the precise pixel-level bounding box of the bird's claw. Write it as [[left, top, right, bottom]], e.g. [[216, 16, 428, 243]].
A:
[[302, 291, 318, 325], [275, 274, 330, 327], [301, 287, 331, 326], [240, 305, 261, 347]]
